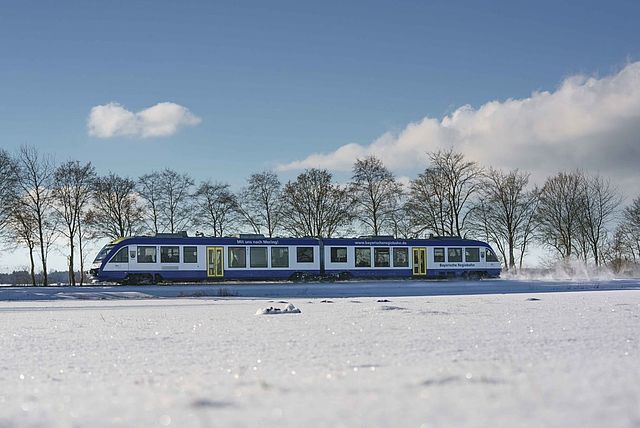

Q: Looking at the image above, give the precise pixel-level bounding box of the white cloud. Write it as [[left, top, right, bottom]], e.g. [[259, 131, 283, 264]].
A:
[[277, 62, 640, 190], [87, 102, 201, 138]]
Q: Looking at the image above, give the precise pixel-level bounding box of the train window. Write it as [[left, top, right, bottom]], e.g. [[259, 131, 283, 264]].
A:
[[228, 247, 246, 268], [109, 247, 128, 263], [271, 247, 289, 268], [355, 247, 371, 267], [250, 247, 268, 268], [331, 247, 348, 263], [183, 246, 198, 263], [393, 248, 409, 267], [297, 247, 314, 263], [137, 246, 157, 263], [160, 246, 180, 263], [465, 248, 480, 262], [448, 248, 462, 262], [434, 248, 445, 263], [486, 249, 499, 262], [374, 248, 390, 267]]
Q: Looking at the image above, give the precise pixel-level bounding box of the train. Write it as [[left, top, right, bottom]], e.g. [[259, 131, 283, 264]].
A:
[[88, 233, 502, 283]]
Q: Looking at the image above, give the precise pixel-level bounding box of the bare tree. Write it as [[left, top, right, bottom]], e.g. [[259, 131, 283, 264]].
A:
[[470, 169, 539, 271], [624, 196, 640, 260], [517, 190, 539, 270], [87, 174, 143, 239], [53, 161, 96, 285], [13, 146, 57, 286], [350, 156, 402, 235], [137, 172, 162, 234], [6, 199, 39, 285], [138, 169, 194, 234], [406, 167, 451, 236], [0, 149, 17, 237], [608, 228, 627, 272], [77, 211, 93, 286], [611, 196, 640, 268], [280, 169, 354, 238], [236, 171, 283, 237], [158, 169, 194, 233], [389, 197, 420, 239], [536, 171, 584, 260], [407, 149, 481, 237], [577, 175, 621, 266], [194, 181, 239, 237]]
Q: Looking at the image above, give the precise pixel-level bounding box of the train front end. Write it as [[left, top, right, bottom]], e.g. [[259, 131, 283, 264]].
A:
[[87, 241, 120, 283]]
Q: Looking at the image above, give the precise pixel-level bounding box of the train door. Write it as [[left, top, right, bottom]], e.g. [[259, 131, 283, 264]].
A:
[[412, 247, 426, 276], [206, 246, 224, 278]]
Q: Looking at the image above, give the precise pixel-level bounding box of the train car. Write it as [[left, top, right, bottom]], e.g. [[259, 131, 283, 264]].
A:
[[89, 233, 501, 284], [322, 236, 501, 279], [89, 234, 321, 284]]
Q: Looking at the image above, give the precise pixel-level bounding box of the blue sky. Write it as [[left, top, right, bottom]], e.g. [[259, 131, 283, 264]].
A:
[[2, 0, 640, 272], [1, 0, 639, 187]]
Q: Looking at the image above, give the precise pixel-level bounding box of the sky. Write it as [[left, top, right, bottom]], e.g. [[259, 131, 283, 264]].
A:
[[1, 0, 640, 271]]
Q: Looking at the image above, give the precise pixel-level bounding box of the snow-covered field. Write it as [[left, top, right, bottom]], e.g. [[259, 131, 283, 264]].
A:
[[1, 281, 639, 427], [1, 278, 640, 300]]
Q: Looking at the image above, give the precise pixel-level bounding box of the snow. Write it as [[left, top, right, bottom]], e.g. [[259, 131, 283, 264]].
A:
[[256, 303, 301, 315], [0, 280, 639, 427], [0, 278, 639, 301]]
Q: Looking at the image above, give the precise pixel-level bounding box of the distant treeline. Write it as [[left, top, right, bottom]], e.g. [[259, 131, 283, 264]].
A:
[[0, 270, 77, 286], [1, 146, 640, 286]]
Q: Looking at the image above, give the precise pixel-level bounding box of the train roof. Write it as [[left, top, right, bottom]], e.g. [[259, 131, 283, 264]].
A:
[[322, 237, 492, 247], [112, 236, 319, 246], [110, 235, 492, 248]]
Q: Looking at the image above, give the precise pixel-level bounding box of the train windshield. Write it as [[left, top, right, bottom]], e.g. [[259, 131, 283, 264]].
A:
[[93, 244, 114, 263], [486, 249, 499, 262]]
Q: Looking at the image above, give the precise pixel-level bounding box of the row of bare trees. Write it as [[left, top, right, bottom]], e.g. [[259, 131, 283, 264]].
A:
[[0, 148, 97, 286], [404, 152, 626, 271], [611, 198, 640, 270], [2, 145, 640, 285]]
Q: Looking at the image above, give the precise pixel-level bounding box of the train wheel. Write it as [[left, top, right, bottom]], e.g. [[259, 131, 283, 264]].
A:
[[467, 272, 482, 281], [139, 274, 154, 285], [337, 272, 352, 281], [289, 272, 303, 282]]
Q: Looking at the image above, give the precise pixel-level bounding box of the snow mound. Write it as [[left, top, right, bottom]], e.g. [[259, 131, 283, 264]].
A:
[[256, 303, 301, 315]]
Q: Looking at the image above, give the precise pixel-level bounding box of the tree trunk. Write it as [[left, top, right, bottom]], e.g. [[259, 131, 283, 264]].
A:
[[508, 236, 516, 270], [68, 240, 75, 286], [28, 246, 36, 286], [36, 213, 48, 286], [78, 223, 85, 286]]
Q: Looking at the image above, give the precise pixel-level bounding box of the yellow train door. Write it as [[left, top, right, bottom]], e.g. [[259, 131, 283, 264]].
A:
[[412, 247, 427, 276], [206, 246, 224, 278]]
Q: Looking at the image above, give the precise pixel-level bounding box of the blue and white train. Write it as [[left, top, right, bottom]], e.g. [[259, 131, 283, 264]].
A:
[[89, 233, 502, 283]]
